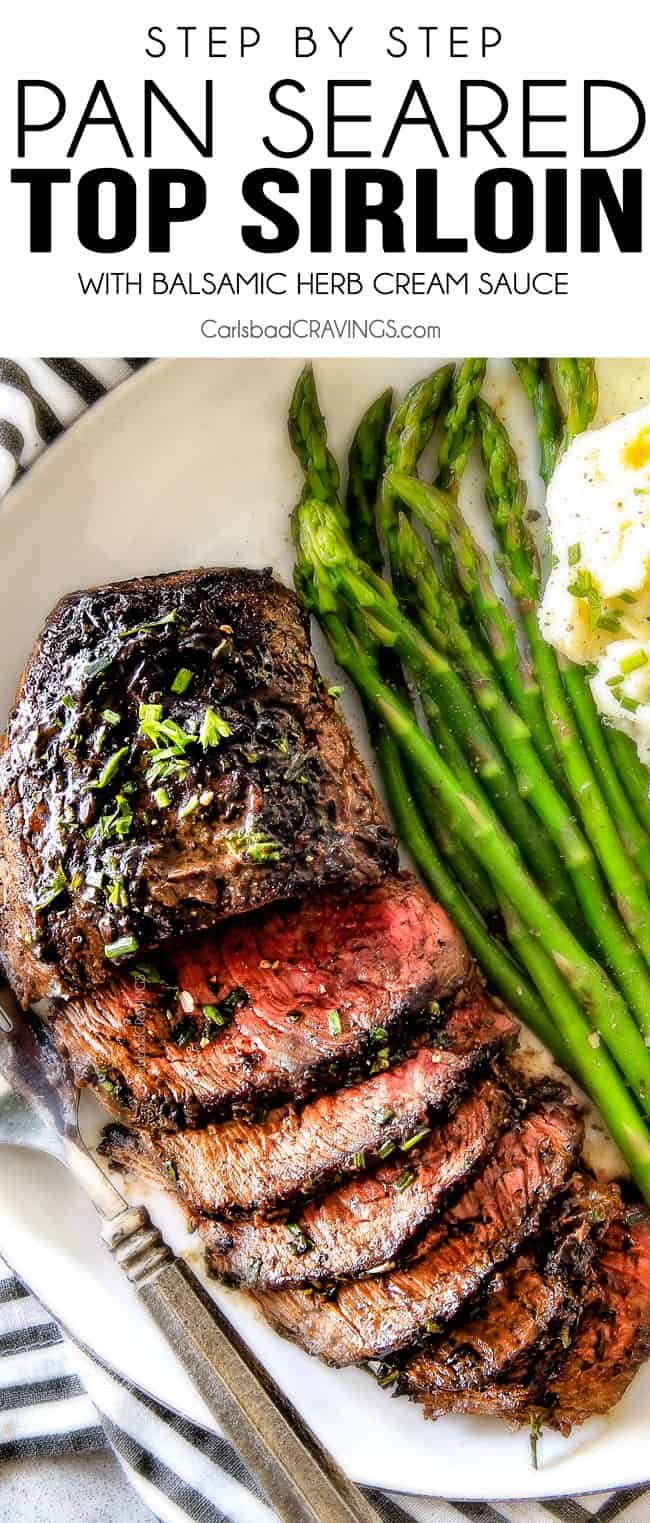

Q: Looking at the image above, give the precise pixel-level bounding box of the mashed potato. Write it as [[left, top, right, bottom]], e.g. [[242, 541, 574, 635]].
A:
[[540, 401, 650, 769]]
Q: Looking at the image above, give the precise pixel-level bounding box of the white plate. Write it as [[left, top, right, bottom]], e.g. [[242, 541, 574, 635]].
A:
[[0, 357, 649, 1502]]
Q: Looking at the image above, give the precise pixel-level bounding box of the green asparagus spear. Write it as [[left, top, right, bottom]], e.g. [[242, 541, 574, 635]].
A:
[[346, 389, 393, 571], [292, 520, 650, 1177], [477, 397, 650, 966], [345, 389, 498, 920], [549, 358, 599, 452], [378, 366, 453, 568], [512, 359, 562, 485], [376, 729, 569, 1064], [605, 726, 650, 834], [436, 359, 486, 492], [395, 510, 650, 1026], [288, 364, 345, 519]]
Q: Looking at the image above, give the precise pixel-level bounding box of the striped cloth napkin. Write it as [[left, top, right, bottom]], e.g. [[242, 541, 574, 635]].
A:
[[0, 357, 648, 1523]]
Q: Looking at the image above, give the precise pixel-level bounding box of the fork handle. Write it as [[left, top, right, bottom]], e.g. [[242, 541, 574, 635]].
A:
[[101, 1208, 382, 1523]]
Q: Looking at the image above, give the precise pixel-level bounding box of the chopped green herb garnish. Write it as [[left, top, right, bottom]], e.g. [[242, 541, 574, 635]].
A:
[[567, 568, 601, 628], [424, 1320, 442, 1335], [107, 875, 129, 909], [567, 543, 581, 567], [372, 1027, 388, 1044], [178, 793, 199, 820], [120, 610, 179, 639], [132, 963, 167, 987], [352, 1151, 365, 1170], [621, 695, 641, 712], [400, 1127, 430, 1153], [394, 1168, 415, 1191], [171, 668, 193, 695], [225, 829, 283, 863], [328, 1009, 343, 1036], [597, 614, 621, 634], [69, 872, 83, 892], [96, 1071, 116, 1094], [606, 674, 624, 689], [328, 685, 343, 699], [377, 1140, 396, 1160], [199, 706, 232, 749], [154, 787, 171, 809], [620, 650, 648, 674], [164, 1160, 177, 1183], [377, 1107, 395, 1125], [87, 746, 128, 791], [34, 863, 68, 910], [139, 702, 163, 724], [619, 591, 637, 605], [285, 1223, 312, 1256], [90, 793, 133, 844], [102, 709, 121, 727], [376, 1366, 398, 1388], [61, 695, 76, 711], [104, 935, 139, 960]]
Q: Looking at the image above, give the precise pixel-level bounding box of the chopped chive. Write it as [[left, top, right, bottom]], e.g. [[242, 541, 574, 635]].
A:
[[61, 695, 76, 711], [69, 872, 83, 892], [620, 650, 648, 674], [328, 685, 343, 699], [377, 1140, 396, 1160], [394, 1168, 415, 1191], [104, 935, 139, 960], [372, 1027, 388, 1044], [327, 1009, 343, 1036], [132, 963, 167, 987], [285, 1223, 311, 1256], [154, 787, 171, 809], [34, 863, 68, 910], [619, 592, 637, 605], [200, 705, 232, 749], [87, 746, 128, 791], [400, 1127, 430, 1153], [597, 614, 622, 634], [567, 542, 581, 567], [178, 794, 199, 820], [107, 876, 129, 909], [139, 702, 163, 724], [120, 610, 179, 639], [620, 696, 640, 712], [102, 708, 121, 727], [606, 674, 624, 689], [352, 1151, 365, 1170], [171, 668, 193, 694], [164, 1160, 177, 1183], [377, 1107, 395, 1125]]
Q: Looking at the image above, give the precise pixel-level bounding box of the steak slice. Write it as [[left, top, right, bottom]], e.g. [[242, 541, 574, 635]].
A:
[[0, 567, 396, 1005], [99, 996, 518, 1216], [397, 1174, 622, 1416], [49, 874, 471, 1128], [536, 1211, 650, 1433], [254, 1089, 582, 1364], [202, 1078, 512, 1288]]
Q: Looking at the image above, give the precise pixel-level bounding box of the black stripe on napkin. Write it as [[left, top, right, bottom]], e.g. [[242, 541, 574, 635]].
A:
[[43, 359, 107, 405], [0, 1375, 85, 1411], [0, 1322, 62, 1356], [0, 1426, 107, 1462], [0, 361, 63, 444], [0, 1277, 30, 1305]]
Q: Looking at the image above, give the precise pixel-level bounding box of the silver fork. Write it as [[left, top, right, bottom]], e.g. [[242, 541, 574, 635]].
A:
[[0, 985, 383, 1523]]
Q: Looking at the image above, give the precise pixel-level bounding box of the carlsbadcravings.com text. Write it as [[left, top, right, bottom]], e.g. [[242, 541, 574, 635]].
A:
[[9, 74, 649, 257], [198, 318, 443, 340]]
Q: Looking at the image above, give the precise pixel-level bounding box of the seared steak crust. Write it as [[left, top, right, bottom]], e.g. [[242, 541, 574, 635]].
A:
[[398, 1174, 622, 1416], [539, 1211, 650, 1433], [99, 996, 518, 1216], [49, 874, 471, 1128], [254, 1090, 582, 1364], [0, 568, 395, 1005], [202, 1078, 512, 1288]]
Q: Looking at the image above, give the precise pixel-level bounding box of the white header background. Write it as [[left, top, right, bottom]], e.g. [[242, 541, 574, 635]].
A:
[[1, 0, 650, 355]]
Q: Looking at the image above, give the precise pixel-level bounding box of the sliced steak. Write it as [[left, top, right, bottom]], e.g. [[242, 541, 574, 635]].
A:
[[99, 995, 518, 1216], [254, 1089, 582, 1364], [539, 1211, 650, 1433], [397, 1174, 622, 1416], [48, 874, 471, 1129], [0, 567, 396, 1005], [202, 1078, 512, 1288]]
